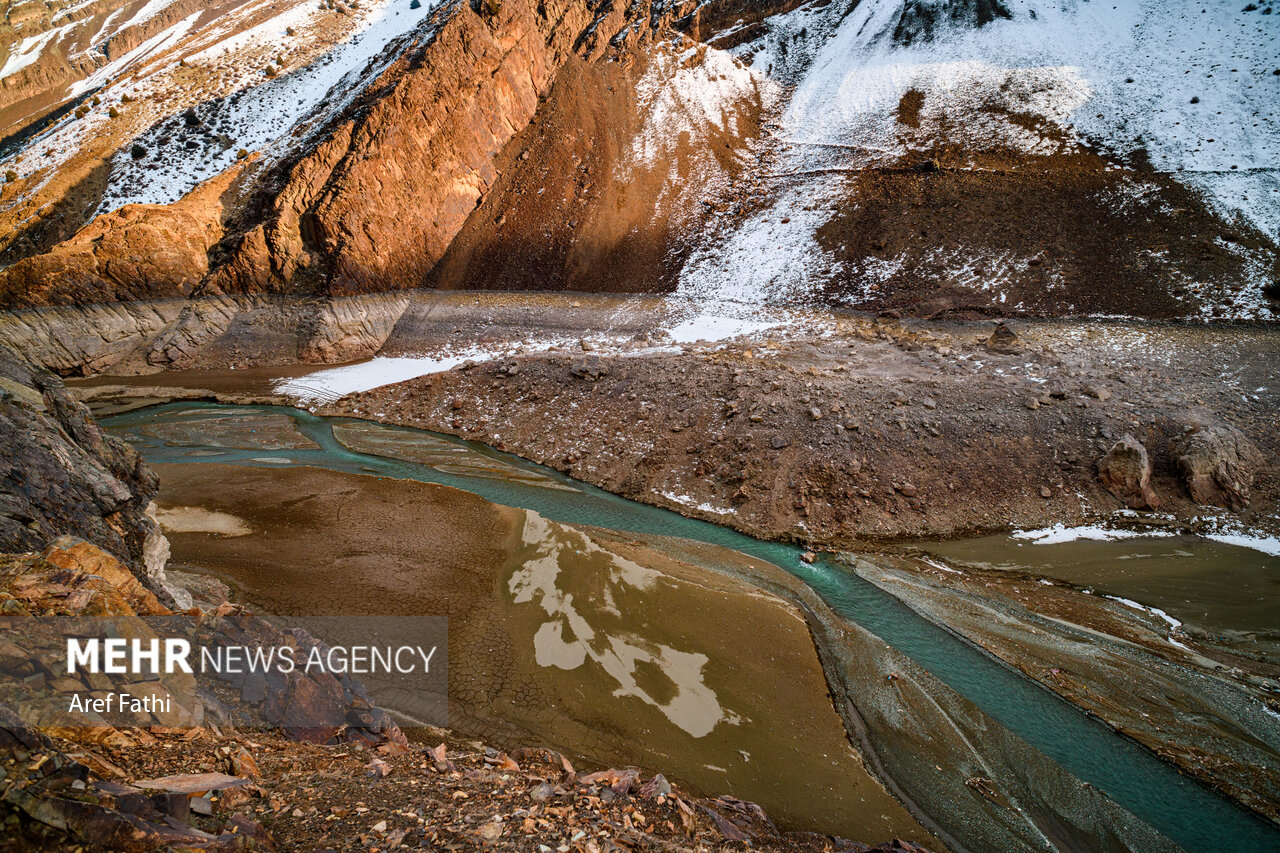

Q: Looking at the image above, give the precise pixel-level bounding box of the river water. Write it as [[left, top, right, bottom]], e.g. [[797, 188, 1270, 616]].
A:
[[103, 402, 1280, 853]]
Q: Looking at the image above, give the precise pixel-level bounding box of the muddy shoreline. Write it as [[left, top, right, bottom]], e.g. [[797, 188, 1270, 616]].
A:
[[331, 315, 1279, 547], [58, 297, 1280, 547]]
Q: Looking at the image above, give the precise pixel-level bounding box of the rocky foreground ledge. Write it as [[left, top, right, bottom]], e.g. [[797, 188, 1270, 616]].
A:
[[1, 701, 931, 853]]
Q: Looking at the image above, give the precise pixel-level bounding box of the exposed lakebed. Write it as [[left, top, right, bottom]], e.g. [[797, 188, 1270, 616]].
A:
[[103, 402, 1280, 853]]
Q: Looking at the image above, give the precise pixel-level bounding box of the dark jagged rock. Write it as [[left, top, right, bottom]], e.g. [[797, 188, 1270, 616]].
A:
[[893, 0, 1013, 46], [0, 344, 157, 564]]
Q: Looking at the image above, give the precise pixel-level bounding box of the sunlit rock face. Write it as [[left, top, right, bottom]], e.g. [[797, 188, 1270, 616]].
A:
[[2, 0, 1277, 325]]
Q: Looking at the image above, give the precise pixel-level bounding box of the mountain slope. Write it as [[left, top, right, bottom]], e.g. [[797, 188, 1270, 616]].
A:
[[0, 0, 1276, 324], [677, 0, 1280, 319]]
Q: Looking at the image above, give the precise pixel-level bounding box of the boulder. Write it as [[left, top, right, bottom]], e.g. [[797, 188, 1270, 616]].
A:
[[1098, 434, 1160, 510], [1174, 425, 1264, 510], [983, 322, 1022, 353]]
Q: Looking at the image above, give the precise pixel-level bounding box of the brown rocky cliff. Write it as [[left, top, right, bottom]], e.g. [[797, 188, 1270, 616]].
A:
[[1, 0, 270, 134], [207, 0, 691, 299], [0, 166, 240, 308], [0, 343, 158, 566], [676, 0, 810, 48], [427, 40, 771, 294], [0, 0, 770, 313]]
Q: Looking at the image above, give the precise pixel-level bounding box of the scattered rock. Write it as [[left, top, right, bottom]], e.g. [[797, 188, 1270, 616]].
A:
[[134, 772, 249, 794], [231, 746, 260, 779], [569, 357, 610, 381], [1174, 425, 1264, 509], [1098, 434, 1160, 509], [984, 322, 1022, 354], [639, 773, 672, 799]]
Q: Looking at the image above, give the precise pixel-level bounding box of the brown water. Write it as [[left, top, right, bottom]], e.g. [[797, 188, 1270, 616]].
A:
[[920, 533, 1280, 659], [151, 461, 934, 845]]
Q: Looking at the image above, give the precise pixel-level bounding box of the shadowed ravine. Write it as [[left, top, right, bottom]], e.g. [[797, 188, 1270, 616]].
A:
[[103, 402, 1280, 853]]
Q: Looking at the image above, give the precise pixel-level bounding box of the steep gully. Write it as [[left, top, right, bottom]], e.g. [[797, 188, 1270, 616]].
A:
[[104, 401, 1280, 853]]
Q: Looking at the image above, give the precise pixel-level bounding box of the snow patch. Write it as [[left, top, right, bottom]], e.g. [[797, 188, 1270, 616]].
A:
[[1, 28, 63, 80], [1102, 595, 1190, 651], [657, 491, 730, 515], [785, 0, 1280, 233], [120, 0, 185, 31], [631, 42, 777, 167], [665, 314, 782, 344], [185, 3, 321, 64], [70, 11, 201, 97], [97, 0, 438, 211], [275, 350, 498, 404], [676, 180, 844, 304], [1012, 524, 1175, 545]]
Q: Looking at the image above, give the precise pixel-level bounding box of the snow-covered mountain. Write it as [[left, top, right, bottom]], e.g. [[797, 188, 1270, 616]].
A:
[[0, 0, 1276, 321], [0, 0, 443, 255], [679, 0, 1278, 318]]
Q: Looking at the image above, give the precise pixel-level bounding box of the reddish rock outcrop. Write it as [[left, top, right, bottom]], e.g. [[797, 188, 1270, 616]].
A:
[[208, 0, 697, 299], [0, 169, 237, 309]]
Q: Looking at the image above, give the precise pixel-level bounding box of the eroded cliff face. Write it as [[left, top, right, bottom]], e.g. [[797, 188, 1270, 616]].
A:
[[1, 0, 210, 130], [0, 0, 767, 311], [206, 0, 744, 298], [0, 343, 158, 565], [0, 0, 448, 270], [0, 167, 238, 308], [427, 41, 773, 293]]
